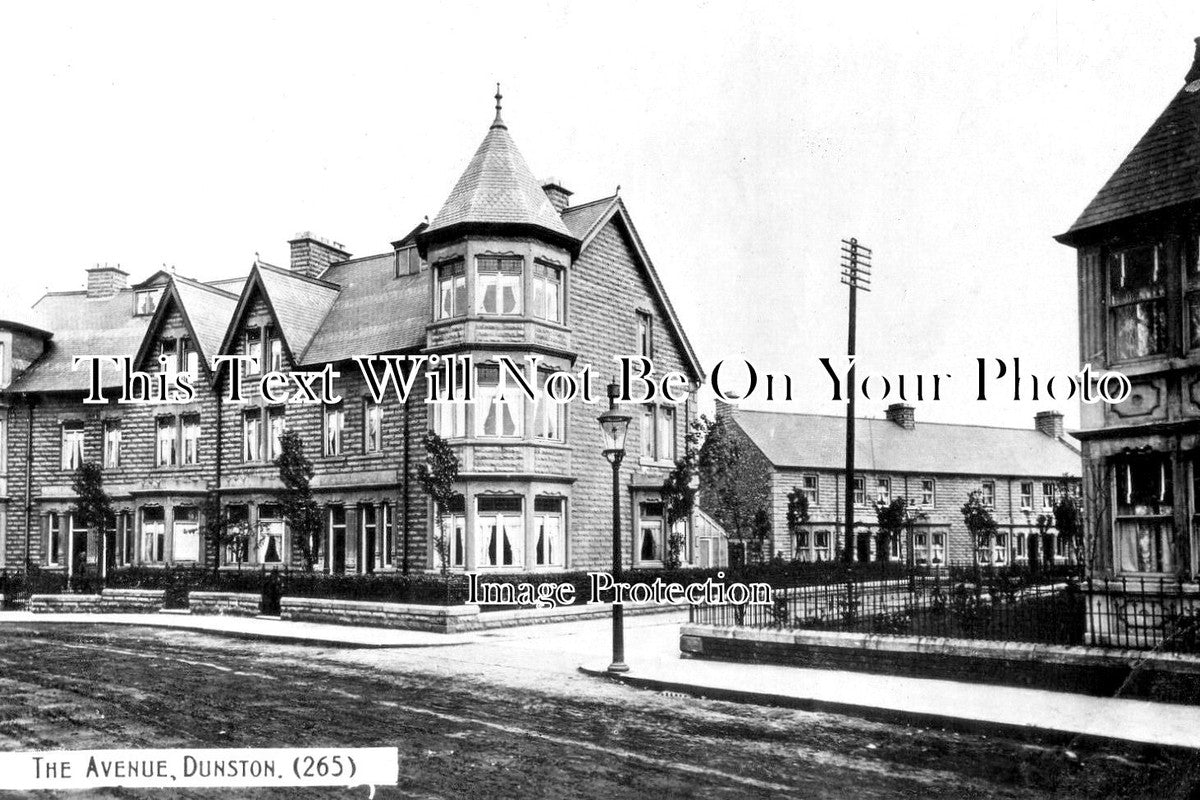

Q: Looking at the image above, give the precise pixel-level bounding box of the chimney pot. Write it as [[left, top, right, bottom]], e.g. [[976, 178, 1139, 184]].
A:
[[885, 403, 915, 430], [541, 179, 573, 213], [1035, 410, 1064, 438], [1187, 36, 1200, 84], [288, 233, 351, 278]]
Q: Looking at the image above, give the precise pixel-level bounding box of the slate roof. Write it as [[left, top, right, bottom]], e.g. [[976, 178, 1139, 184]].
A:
[[561, 196, 618, 242], [426, 118, 574, 241], [730, 408, 1081, 478], [9, 290, 152, 392], [253, 263, 340, 362], [300, 253, 428, 365], [171, 277, 239, 362], [1062, 79, 1200, 238]]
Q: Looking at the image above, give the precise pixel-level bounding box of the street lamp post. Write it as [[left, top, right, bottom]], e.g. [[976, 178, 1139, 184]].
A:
[[597, 381, 632, 674]]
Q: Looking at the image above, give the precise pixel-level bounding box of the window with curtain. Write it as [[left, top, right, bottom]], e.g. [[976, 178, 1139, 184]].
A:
[[103, 420, 121, 468], [534, 369, 564, 441], [142, 507, 166, 563], [363, 400, 383, 453], [156, 417, 177, 467], [637, 500, 665, 564], [532, 261, 563, 322], [182, 415, 200, 465], [477, 496, 523, 568], [438, 495, 466, 570], [534, 497, 564, 567], [1109, 244, 1167, 361], [476, 364, 521, 438], [61, 421, 85, 471], [243, 411, 262, 462], [476, 256, 523, 315], [324, 403, 344, 455], [258, 504, 284, 564], [436, 260, 467, 319], [433, 360, 467, 438], [1115, 456, 1174, 573]]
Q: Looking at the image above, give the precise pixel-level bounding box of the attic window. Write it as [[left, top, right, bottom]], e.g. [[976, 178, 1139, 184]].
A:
[[395, 246, 424, 278], [135, 288, 163, 316]]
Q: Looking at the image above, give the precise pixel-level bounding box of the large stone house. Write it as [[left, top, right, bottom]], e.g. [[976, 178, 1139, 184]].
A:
[[0, 96, 705, 577], [714, 402, 1081, 566], [1055, 38, 1200, 585]]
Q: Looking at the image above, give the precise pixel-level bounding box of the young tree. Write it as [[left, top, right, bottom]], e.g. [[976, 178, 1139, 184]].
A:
[[873, 496, 909, 563], [961, 490, 998, 566], [786, 487, 810, 557], [696, 415, 771, 564], [659, 426, 703, 569], [1053, 475, 1084, 572], [417, 431, 461, 576], [71, 461, 112, 580], [273, 429, 323, 572], [201, 491, 254, 576]]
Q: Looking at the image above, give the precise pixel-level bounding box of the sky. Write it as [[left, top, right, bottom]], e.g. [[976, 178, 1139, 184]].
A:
[[2, 1, 1198, 430]]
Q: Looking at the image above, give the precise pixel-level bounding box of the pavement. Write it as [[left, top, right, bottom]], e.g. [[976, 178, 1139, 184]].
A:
[[5, 607, 1200, 751]]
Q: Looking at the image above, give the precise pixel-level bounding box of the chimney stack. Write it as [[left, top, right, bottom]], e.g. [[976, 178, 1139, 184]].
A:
[[1035, 410, 1064, 438], [1187, 36, 1200, 84], [288, 232, 351, 279], [86, 265, 129, 298], [885, 403, 915, 430], [541, 179, 573, 213]]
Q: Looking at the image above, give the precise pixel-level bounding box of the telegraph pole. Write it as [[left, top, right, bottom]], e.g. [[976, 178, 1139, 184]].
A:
[[840, 238, 871, 562]]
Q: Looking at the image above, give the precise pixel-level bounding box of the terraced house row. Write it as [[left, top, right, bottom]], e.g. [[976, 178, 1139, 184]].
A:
[[0, 96, 705, 578]]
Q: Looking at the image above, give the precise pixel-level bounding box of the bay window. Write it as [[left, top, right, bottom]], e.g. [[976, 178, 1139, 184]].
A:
[[46, 512, 62, 566], [437, 495, 466, 570], [814, 530, 831, 561], [436, 260, 467, 319], [360, 505, 379, 573], [534, 497, 564, 567], [532, 261, 563, 322], [795, 530, 810, 561], [476, 364, 521, 438], [1109, 243, 1167, 361], [141, 507, 166, 563], [258, 504, 284, 564], [477, 496, 523, 568], [637, 500, 665, 564], [381, 503, 394, 569], [476, 256, 522, 315], [534, 370, 564, 441], [1115, 456, 1174, 573], [173, 506, 200, 562], [225, 505, 250, 565]]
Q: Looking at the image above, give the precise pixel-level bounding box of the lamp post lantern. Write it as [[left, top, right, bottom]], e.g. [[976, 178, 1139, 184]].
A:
[[598, 381, 632, 673]]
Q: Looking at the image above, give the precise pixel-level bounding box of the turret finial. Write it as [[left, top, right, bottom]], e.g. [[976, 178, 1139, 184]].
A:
[[492, 82, 506, 129]]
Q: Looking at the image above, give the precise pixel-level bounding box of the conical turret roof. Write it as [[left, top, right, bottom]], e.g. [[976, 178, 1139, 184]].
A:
[[425, 97, 573, 243]]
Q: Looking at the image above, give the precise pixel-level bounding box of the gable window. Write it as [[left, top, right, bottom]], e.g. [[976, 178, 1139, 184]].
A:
[[267, 408, 285, 460], [135, 288, 162, 316], [244, 329, 262, 376], [242, 410, 262, 462], [1115, 456, 1174, 573], [180, 338, 199, 379], [363, 399, 383, 453], [157, 339, 178, 376], [182, 415, 200, 466], [436, 260, 467, 319], [141, 506, 166, 563], [1108, 244, 1166, 361], [436, 495, 466, 571], [476, 364, 521, 438], [534, 497, 565, 567], [532, 262, 563, 323], [801, 475, 819, 504], [477, 496, 523, 568], [103, 421, 122, 469], [852, 476, 866, 506], [534, 369, 564, 441], [981, 480, 995, 508], [920, 479, 935, 506], [476, 256, 522, 316], [267, 330, 283, 372], [876, 477, 891, 504], [637, 311, 653, 358], [324, 402, 344, 456], [1020, 481, 1034, 511]]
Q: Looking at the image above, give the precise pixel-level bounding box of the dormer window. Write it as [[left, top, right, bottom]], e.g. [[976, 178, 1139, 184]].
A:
[[135, 288, 163, 316], [396, 245, 424, 278], [436, 260, 467, 319], [1108, 244, 1166, 361], [477, 256, 522, 315], [532, 262, 563, 323]]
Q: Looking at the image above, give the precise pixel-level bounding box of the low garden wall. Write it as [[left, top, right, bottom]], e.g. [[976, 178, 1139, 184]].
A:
[[28, 589, 166, 614], [188, 591, 262, 617], [680, 623, 1200, 704], [280, 597, 482, 634]]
